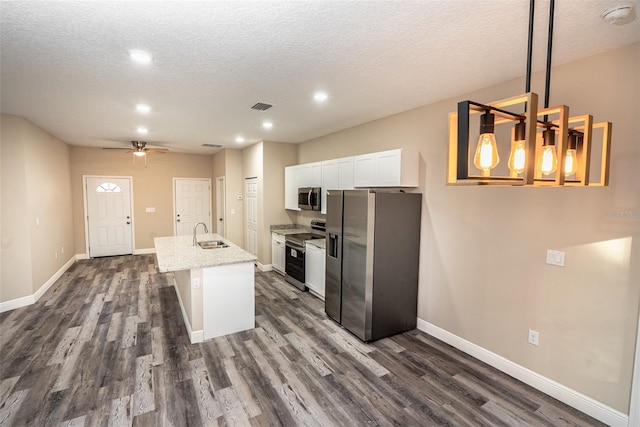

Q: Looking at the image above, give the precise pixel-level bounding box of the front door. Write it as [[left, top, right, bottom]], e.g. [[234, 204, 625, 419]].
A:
[[174, 178, 211, 236], [245, 177, 258, 255], [86, 177, 133, 257]]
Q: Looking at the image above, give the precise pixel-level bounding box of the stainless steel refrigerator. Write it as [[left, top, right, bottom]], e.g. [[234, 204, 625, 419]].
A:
[[325, 189, 421, 342]]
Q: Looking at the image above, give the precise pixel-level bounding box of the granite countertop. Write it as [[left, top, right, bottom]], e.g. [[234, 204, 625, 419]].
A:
[[270, 224, 309, 235], [154, 234, 257, 273]]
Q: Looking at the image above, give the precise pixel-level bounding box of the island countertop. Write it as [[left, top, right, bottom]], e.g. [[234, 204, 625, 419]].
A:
[[154, 234, 257, 273]]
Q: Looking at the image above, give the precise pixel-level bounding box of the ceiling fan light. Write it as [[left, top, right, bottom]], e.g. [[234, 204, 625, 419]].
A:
[[134, 151, 146, 157]]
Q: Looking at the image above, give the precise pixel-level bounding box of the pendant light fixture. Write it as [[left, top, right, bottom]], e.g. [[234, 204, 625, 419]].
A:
[[564, 132, 580, 177], [508, 121, 527, 175], [473, 111, 499, 175], [537, 128, 558, 175], [446, 0, 612, 187]]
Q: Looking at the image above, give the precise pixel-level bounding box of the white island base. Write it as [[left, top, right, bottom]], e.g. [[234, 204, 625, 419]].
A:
[[155, 234, 257, 344], [174, 262, 255, 343]]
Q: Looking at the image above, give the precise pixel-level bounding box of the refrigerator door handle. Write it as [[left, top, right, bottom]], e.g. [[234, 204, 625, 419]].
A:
[[328, 233, 339, 258]]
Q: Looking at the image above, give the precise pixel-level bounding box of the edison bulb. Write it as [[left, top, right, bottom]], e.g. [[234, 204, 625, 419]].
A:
[[537, 145, 558, 175], [508, 141, 526, 174], [564, 149, 578, 176], [473, 133, 499, 173]]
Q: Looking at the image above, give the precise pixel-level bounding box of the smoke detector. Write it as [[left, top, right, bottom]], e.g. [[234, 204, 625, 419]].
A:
[[601, 3, 636, 25]]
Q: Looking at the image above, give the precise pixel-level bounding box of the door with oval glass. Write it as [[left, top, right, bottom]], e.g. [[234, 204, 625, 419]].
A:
[[85, 177, 133, 257]]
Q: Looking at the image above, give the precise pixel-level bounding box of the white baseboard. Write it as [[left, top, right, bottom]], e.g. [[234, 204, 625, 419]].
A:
[[0, 295, 35, 313], [1, 255, 76, 313], [256, 262, 272, 272], [416, 319, 628, 427], [76, 249, 155, 259], [134, 248, 156, 255], [172, 281, 203, 344], [33, 256, 76, 301]]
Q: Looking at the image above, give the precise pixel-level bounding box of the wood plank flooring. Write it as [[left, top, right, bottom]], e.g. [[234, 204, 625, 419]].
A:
[[0, 254, 605, 426]]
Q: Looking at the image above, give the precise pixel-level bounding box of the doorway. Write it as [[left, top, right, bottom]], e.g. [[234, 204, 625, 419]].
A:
[[84, 176, 133, 258], [216, 176, 226, 238], [245, 177, 258, 256], [173, 178, 212, 236]]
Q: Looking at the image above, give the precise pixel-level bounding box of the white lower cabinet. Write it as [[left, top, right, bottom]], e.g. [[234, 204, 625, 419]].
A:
[[305, 242, 326, 299], [271, 233, 286, 275]]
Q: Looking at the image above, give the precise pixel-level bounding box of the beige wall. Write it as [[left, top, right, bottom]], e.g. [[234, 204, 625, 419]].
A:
[[297, 43, 640, 413], [1, 114, 74, 302], [241, 141, 297, 265], [70, 147, 214, 252], [212, 149, 245, 247]]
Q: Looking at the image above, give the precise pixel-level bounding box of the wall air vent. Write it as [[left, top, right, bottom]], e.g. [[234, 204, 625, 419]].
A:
[[202, 144, 223, 148], [251, 102, 273, 111]]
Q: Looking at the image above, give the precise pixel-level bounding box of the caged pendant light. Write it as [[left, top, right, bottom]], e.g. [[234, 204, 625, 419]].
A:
[[447, 0, 612, 187]]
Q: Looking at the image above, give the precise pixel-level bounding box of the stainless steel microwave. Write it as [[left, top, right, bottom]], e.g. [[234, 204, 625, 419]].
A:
[[298, 187, 321, 211]]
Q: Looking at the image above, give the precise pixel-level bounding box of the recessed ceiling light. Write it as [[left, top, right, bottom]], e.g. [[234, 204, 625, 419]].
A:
[[136, 127, 148, 135], [136, 104, 151, 114], [235, 136, 245, 143], [314, 91, 328, 102], [129, 49, 153, 64], [262, 121, 273, 129]]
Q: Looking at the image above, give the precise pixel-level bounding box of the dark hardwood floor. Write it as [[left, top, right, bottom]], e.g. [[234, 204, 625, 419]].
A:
[[0, 254, 605, 426]]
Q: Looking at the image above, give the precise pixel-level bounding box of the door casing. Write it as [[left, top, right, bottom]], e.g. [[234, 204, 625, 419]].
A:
[[82, 175, 135, 257]]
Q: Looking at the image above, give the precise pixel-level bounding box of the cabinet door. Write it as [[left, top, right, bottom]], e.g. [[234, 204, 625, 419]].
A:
[[375, 149, 402, 186], [285, 166, 300, 210], [337, 157, 354, 189], [310, 162, 322, 187], [272, 234, 285, 274], [353, 154, 376, 187], [305, 244, 326, 298], [321, 160, 339, 215]]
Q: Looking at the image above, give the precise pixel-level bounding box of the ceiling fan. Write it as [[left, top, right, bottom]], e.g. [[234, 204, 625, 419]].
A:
[[104, 141, 169, 167]]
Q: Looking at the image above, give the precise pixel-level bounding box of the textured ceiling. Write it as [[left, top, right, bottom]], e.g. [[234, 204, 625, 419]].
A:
[[1, 1, 638, 154]]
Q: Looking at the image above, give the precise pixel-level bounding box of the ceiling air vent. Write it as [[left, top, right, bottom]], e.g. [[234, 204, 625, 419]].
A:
[[202, 144, 223, 148], [251, 102, 273, 111]]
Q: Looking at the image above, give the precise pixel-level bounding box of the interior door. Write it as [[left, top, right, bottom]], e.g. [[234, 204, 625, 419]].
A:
[[174, 178, 211, 236], [216, 176, 226, 238], [245, 177, 258, 255], [86, 177, 133, 257]]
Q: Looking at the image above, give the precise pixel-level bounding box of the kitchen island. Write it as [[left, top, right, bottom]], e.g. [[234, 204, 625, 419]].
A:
[[154, 234, 257, 344]]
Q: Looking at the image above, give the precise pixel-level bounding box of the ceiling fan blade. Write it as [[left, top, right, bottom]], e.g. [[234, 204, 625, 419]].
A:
[[145, 148, 169, 153]]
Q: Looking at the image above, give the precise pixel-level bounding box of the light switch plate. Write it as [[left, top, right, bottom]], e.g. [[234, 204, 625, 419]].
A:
[[146, 207, 156, 213], [546, 249, 565, 267]]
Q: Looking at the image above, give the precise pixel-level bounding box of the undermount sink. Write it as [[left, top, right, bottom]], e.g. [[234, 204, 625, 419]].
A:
[[197, 240, 229, 249]]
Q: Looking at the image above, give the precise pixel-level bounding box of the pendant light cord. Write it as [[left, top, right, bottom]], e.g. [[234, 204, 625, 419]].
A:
[[544, 0, 555, 121], [526, 0, 535, 94]]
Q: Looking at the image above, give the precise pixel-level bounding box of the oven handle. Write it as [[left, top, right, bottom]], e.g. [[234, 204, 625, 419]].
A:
[[285, 241, 306, 253]]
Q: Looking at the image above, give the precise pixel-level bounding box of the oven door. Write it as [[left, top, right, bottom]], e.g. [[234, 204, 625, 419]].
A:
[[285, 242, 306, 290]]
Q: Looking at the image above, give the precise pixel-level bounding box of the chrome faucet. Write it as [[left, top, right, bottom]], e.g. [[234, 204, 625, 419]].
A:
[[193, 222, 209, 246]]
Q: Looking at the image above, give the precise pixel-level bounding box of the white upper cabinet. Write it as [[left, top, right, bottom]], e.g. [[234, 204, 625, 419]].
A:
[[321, 157, 354, 214], [353, 148, 418, 187], [286, 149, 417, 211], [285, 165, 300, 211], [298, 162, 322, 188], [285, 162, 322, 210]]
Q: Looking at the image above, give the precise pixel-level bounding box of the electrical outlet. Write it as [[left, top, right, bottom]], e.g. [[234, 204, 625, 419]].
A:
[[192, 278, 201, 289], [546, 249, 565, 267], [528, 329, 539, 346]]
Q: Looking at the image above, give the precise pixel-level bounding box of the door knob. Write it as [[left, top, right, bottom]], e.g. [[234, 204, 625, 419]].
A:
[[127, 221, 130, 225]]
